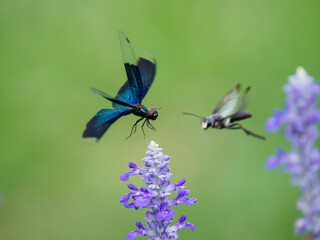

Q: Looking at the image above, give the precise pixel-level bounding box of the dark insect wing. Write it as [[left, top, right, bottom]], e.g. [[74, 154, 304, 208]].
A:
[[137, 51, 156, 100], [113, 52, 156, 108], [230, 111, 252, 123], [83, 109, 130, 141], [118, 31, 144, 104], [113, 81, 135, 109], [91, 87, 135, 109], [213, 84, 241, 117], [113, 31, 140, 108]]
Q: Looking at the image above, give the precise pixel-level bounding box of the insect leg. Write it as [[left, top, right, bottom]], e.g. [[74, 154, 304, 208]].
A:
[[227, 123, 265, 140], [226, 123, 241, 129], [126, 117, 144, 140], [141, 119, 147, 139], [133, 120, 139, 134], [146, 121, 156, 131]]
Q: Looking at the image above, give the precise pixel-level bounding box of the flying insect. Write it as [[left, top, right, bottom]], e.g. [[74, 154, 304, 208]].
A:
[[183, 84, 265, 140], [83, 31, 157, 141]]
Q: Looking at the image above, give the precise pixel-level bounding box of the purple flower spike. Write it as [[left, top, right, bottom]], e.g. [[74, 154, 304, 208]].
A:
[[266, 67, 320, 238], [120, 141, 197, 239]]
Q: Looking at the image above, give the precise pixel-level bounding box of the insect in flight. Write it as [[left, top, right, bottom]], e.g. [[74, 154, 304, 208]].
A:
[[183, 84, 265, 140], [83, 31, 158, 141]]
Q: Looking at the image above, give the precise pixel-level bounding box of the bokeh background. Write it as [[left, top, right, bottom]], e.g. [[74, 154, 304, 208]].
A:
[[1, 0, 320, 239]]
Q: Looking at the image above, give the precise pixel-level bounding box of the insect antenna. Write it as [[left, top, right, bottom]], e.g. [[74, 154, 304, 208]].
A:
[[183, 112, 203, 120]]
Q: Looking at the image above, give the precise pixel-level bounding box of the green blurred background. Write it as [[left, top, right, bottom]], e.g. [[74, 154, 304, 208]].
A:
[[1, 0, 320, 239]]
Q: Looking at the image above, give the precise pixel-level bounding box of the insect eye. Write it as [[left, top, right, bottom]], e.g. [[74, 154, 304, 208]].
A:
[[201, 120, 208, 129]]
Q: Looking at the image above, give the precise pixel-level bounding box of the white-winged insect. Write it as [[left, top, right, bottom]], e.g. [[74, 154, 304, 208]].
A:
[[184, 84, 265, 140]]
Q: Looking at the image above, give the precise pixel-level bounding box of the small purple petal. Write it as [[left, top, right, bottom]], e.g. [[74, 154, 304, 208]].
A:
[[183, 198, 198, 206], [159, 155, 170, 161], [177, 189, 190, 198], [156, 209, 175, 221], [178, 215, 187, 223], [176, 179, 187, 187], [295, 218, 307, 235], [266, 155, 280, 170], [136, 222, 145, 229], [128, 184, 138, 191], [120, 193, 135, 208], [120, 172, 131, 181], [185, 222, 195, 231], [134, 196, 151, 207], [127, 231, 142, 240], [168, 215, 195, 233], [129, 162, 138, 169], [266, 148, 285, 170], [120, 193, 131, 203], [265, 109, 285, 132], [140, 187, 149, 193]]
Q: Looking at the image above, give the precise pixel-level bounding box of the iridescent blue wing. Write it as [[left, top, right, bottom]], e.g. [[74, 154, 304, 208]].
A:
[[83, 109, 130, 141], [116, 31, 144, 104], [138, 51, 156, 100], [113, 53, 156, 107], [213, 84, 241, 118], [113, 81, 136, 109], [91, 87, 134, 109]]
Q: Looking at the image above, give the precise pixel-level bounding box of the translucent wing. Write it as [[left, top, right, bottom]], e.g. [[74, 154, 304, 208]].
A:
[[213, 84, 241, 117], [238, 87, 250, 111], [83, 109, 130, 141], [138, 51, 156, 100], [119, 31, 137, 66], [118, 31, 143, 104], [228, 86, 251, 123]]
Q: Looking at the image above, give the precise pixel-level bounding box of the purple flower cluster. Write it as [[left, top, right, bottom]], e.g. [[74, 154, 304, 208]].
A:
[[266, 67, 320, 238], [120, 141, 197, 240]]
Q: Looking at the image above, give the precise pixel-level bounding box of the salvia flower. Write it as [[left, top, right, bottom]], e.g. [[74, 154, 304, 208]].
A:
[[120, 141, 197, 240], [266, 67, 320, 239]]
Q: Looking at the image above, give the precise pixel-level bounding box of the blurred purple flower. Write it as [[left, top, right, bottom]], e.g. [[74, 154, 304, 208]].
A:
[[120, 141, 197, 240], [266, 67, 320, 238]]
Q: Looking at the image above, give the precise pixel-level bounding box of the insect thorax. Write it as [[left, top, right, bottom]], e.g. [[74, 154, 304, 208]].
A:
[[133, 105, 148, 118], [208, 114, 227, 129]]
